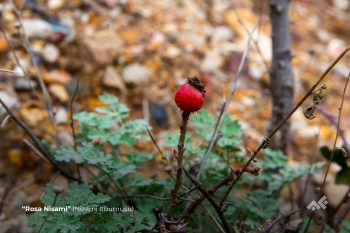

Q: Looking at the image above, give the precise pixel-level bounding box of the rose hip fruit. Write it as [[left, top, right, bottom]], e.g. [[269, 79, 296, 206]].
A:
[[175, 77, 205, 112]]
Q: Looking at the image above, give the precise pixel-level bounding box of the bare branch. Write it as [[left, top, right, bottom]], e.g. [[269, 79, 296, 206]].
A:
[[182, 167, 232, 233], [0, 98, 82, 183], [195, 17, 261, 181], [219, 46, 350, 207], [303, 72, 350, 233]]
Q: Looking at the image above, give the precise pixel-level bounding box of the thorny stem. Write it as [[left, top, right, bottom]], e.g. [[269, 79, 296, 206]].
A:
[[219, 46, 350, 207], [182, 167, 233, 233], [304, 72, 350, 233], [166, 111, 190, 218]]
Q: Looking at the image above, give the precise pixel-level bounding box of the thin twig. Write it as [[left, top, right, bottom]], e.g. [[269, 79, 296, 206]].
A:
[[221, 202, 245, 231], [0, 98, 82, 183], [7, 178, 35, 197], [316, 107, 350, 153], [70, 78, 81, 179], [196, 17, 261, 181], [321, 73, 349, 190], [146, 127, 164, 157], [1, 115, 12, 127], [0, 69, 24, 76], [232, 6, 270, 71], [40, 171, 60, 200], [303, 72, 350, 233], [113, 194, 170, 201], [301, 133, 320, 207], [0, 17, 42, 104], [181, 171, 235, 220], [38, 192, 59, 233], [0, 178, 17, 216], [263, 208, 302, 233], [70, 78, 80, 151], [199, 203, 226, 233], [23, 139, 50, 164], [147, 126, 176, 176], [182, 166, 233, 233], [10, 0, 59, 144], [220, 46, 350, 207]]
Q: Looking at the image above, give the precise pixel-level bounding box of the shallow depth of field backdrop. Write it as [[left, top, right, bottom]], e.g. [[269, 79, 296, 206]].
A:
[[0, 0, 350, 232]]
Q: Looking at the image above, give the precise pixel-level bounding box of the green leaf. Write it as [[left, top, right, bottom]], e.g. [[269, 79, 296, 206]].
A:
[[122, 174, 153, 188], [98, 92, 120, 105], [335, 167, 350, 185], [320, 146, 348, 169], [126, 152, 153, 163], [73, 112, 96, 125], [192, 110, 216, 140], [27, 183, 110, 233], [340, 220, 350, 233], [109, 164, 136, 180], [53, 142, 109, 165], [220, 115, 242, 138], [259, 149, 288, 170]]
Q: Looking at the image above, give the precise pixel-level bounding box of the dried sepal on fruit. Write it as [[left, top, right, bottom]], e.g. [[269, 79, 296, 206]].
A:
[[174, 77, 206, 113]]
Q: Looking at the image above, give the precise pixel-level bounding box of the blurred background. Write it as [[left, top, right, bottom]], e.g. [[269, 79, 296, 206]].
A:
[[0, 0, 349, 231]]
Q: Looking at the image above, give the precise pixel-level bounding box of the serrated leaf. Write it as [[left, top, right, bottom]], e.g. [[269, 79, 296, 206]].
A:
[[53, 146, 85, 163], [73, 112, 96, 124], [220, 115, 242, 137], [122, 174, 153, 188], [110, 164, 136, 180], [126, 152, 153, 163], [260, 149, 288, 170], [28, 183, 110, 233], [91, 211, 119, 232], [98, 92, 120, 105], [53, 142, 108, 165]]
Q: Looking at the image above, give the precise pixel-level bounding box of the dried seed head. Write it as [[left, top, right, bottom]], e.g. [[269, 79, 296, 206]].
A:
[[186, 77, 206, 95], [304, 105, 316, 120]]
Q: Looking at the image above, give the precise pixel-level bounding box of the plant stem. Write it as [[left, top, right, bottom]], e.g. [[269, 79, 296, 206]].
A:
[[182, 167, 233, 233], [219, 46, 350, 207], [195, 18, 261, 181], [166, 111, 190, 218], [38, 192, 59, 233], [0, 98, 82, 183]]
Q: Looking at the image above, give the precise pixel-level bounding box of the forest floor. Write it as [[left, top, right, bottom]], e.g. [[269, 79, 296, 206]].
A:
[[0, 0, 350, 232]]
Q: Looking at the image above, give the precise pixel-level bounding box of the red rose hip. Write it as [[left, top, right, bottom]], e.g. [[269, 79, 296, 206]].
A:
[[175, 77, 205, 112]]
